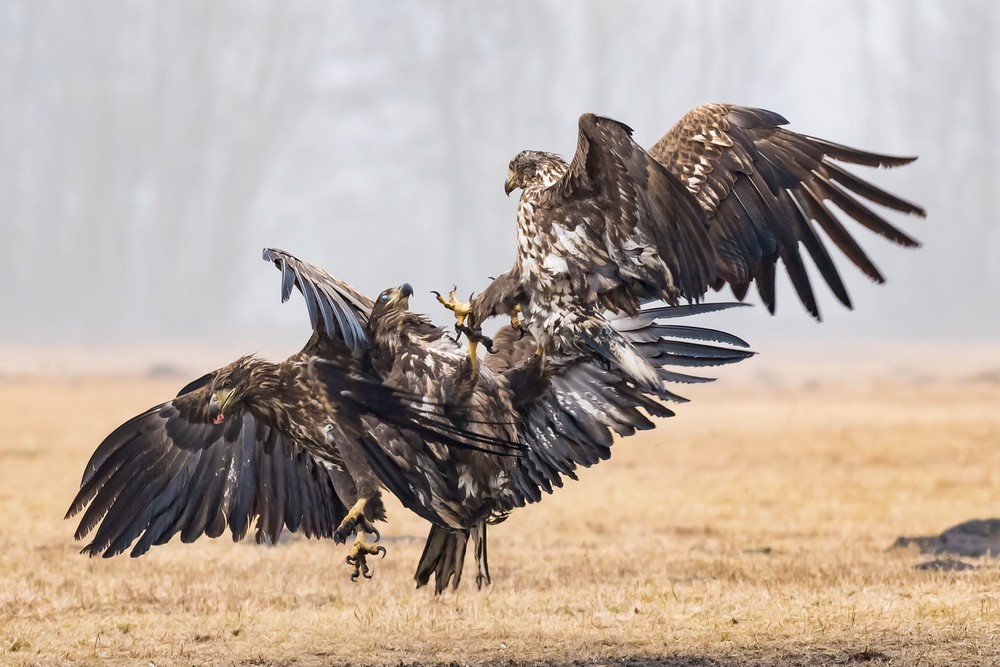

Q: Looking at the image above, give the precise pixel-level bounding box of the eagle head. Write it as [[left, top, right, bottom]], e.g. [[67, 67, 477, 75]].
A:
[[366, 283, 418, 361], [505, 150, 566, 196], [208, 355, 256, 425], [371, 283, 413, 318]]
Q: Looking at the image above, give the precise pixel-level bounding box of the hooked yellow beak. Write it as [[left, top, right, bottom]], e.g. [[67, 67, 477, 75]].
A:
[[209, 389, 235, 424], [387, 283, 413, 308], [504, 169, 516, 196]]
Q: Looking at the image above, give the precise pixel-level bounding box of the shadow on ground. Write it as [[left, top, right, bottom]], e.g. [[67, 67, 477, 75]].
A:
[[892, 517, 1000, 571]]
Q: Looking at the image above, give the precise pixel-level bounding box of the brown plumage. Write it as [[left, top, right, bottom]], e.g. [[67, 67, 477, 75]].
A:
[[65, 249, 515, 565], [465, 106, 924, 389], [66, 248, 752, 594], [647, 104, 924, 313], [343, 289, 754, 593]]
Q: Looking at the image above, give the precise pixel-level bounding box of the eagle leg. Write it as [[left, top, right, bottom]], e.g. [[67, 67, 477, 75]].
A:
[[346, 539, 387, 582], [334, 497, 380, 544], [456, 323, 494, 354], [456, 323, 493, 374], [510, 304, 524, 339], [432, 286, 472, 329]]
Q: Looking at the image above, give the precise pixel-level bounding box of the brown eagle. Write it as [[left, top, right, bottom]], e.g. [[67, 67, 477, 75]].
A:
[[65, 248, 517, 581], [438, 105, 925, 389], [329, 283, 753, 593]]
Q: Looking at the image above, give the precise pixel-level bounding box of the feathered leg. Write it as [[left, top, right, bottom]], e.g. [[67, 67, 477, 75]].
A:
[[333, 426, 390, 581]]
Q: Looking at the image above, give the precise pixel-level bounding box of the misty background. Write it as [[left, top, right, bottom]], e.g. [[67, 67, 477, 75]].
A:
[[1, 1, 997, 360]]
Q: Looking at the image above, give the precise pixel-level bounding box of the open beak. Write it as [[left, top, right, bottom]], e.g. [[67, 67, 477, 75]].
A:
[[209, 389, 234, 425], [504, 169, 516, 197]]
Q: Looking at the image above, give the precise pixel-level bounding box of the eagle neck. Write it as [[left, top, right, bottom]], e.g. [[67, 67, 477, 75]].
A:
[[240, 358, 292, 429], [367, 309, 434, 378], [515, 157, 570, 279]]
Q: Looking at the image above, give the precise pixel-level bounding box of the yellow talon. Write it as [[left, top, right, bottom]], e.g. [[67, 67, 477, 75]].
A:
[[345, 538, 387, 582], [334, 497, 378, 544], [434, 287, 472, 328], [510, 304, 522, 330]]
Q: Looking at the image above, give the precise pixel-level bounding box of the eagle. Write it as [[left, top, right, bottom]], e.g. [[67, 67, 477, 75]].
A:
[[65, 248, 517, 582], [437, 104, 925, 389], [332, 281, 754, 593]]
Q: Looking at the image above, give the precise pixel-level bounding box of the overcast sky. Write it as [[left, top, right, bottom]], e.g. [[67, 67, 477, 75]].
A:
[[1, 1, 996, 353]]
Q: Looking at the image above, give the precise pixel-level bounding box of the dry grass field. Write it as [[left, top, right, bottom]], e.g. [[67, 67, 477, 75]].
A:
[[1, 344, 999, 666]]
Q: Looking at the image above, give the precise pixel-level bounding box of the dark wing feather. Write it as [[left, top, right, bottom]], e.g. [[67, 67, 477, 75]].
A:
[[312, 359, 522, 455], [490, 303, 754, 508], [65, 378, 347, 558], [648, 104, 925, 318], [541, 114, 717, 308], [262, 248, 373, 358], [470, 267, 525, 328]]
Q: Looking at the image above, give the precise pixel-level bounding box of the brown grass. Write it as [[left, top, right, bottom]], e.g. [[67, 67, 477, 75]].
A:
[[1, 354, 999, 666]]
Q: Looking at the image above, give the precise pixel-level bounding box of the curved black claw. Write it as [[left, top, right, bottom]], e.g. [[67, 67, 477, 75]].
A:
[[457, 324, 494, 353], [346, 542, 387, 582], [334, 510, 378, 544]]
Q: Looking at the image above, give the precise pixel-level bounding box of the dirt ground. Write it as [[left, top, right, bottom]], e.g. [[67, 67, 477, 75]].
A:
[[1, 344, 999, 666]]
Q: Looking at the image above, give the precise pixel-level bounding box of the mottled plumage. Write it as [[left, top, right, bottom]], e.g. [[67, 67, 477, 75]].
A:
[[647, 104, 924, 313], [347, 292, 754, 592], [471, 106, 924, 388], [66, 249, 514, 566]]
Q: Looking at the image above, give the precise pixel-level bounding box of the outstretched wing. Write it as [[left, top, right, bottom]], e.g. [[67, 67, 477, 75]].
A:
[[263, 247, 373, 358], [540, 114, 717, 310], [648, 104, 925, 318], [65, 374, 347, 558], [487, 303, 754, 507]]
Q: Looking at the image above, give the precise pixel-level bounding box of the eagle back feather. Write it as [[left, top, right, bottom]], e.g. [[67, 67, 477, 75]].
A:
[[354, 305, 522, 528], [538, 113, 717, 309]]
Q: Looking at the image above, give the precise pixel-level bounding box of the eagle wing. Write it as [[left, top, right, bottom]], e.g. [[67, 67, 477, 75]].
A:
[[65, 372, 347, 558], [540, 113, 717, 309], [263, 247, 372, 358], [648, 104, 925, 317], [486, 303, 754, 507], [314, 344, 523, 530], [264, 248, 520, 455]]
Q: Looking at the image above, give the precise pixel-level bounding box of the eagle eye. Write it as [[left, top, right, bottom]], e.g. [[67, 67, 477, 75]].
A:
[[379, 292, 391, 303], [222, 379, 232, 389]]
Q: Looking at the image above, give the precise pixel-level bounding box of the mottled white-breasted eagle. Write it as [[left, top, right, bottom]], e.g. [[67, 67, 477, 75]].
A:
[[438, 105, 924, 390], [338, 283, 753, 593]]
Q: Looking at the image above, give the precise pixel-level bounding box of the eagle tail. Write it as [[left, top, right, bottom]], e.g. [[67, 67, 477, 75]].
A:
[[579, 322, 662, 392], [414, 523, 490, 594]]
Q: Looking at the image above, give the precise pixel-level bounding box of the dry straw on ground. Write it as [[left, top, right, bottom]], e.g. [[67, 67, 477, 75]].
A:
[[1, 347, 998, 666]]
